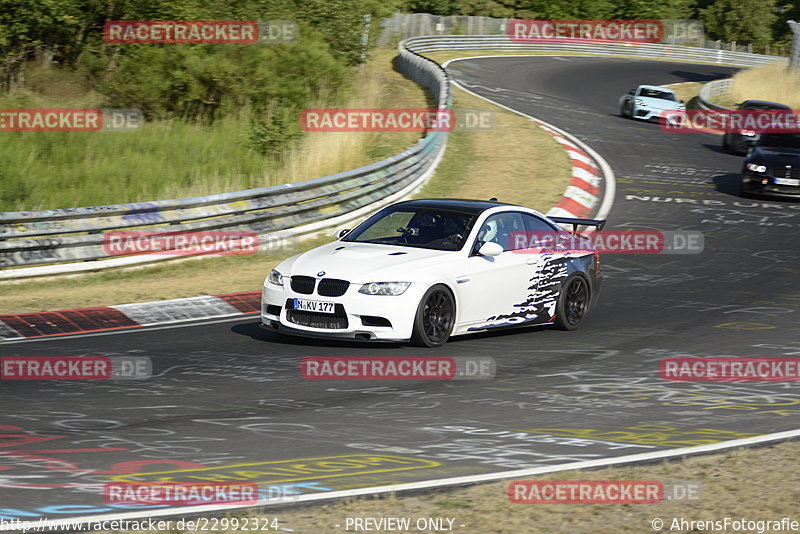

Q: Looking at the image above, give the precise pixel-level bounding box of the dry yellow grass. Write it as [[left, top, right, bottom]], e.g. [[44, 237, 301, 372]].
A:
[[415, 84, 571, 212], [663, 81, 703, 106], [711, 62, 800, 108], [245, 440, 800, 534]]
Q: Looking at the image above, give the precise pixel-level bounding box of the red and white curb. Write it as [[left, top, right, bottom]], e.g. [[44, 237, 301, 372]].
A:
[[532, 119, 602, 219], [442, 56, 615, 226], [0, 291, 261, 341]]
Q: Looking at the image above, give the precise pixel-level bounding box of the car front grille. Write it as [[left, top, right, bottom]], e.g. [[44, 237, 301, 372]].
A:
[[290, 275, 315, 294], [286, 310, 349, 329], [782, 167, 800, 179], [317, 278, 350, 297], [635, 110, 648, 117]]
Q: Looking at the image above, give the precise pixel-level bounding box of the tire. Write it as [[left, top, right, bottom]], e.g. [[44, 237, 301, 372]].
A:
[[552, 274, 591, 331], [620, 103, 629, 118], [410, 284, 455, 347], [722, 134, 731, 152]]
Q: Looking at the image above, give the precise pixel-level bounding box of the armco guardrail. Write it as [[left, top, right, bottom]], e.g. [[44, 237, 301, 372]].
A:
[[403, 35, 787, 67], [1, 35, 782, 279], [698, 78, 735, 111], [0, 42, 451, 279]]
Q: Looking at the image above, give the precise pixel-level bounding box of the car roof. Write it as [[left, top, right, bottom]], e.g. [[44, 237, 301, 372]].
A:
[[740, 99, 790, 109], [392, 198, 516, 215], [638, 84, 674, 93]]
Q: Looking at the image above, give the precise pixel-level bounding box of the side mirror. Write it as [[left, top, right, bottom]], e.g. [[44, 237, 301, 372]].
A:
[[478, 241, 504, 257], [628, 89, 636, 95], [337, 228, 350, 239], [679, 99, 685, 104]]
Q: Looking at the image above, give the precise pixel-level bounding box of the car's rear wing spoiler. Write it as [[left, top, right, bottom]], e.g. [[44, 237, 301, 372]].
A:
[[550, 217, 606, 233]]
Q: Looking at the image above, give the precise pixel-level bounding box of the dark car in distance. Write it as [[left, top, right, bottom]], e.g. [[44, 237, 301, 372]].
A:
[[723, 100, 791, 155], [740, 133, 800, 199]]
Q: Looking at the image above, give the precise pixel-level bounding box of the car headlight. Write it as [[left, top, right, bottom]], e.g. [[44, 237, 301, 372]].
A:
[[741, 129, 756, 136], [746, 163, 767, 173], [267, 269, 284, 285], [635, 99, 646, 106], [676, 105, 685, 110], [358, 282, 411, 296]]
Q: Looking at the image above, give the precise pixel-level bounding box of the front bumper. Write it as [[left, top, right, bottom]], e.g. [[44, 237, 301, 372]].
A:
[[261, 280, 427, 342], [728, 133, 757, 154], [741, 172, 800, 198], [632, 106, 683, 123]]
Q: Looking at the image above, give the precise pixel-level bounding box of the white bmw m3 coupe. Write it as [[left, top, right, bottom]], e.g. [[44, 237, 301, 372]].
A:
[[261, 199, 603, 346]]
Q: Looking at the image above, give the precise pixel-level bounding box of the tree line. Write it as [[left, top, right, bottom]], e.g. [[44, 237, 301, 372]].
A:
[[0, 0, 402, 121], [0, 0, 791, 124], [402, 0, 794, 47]]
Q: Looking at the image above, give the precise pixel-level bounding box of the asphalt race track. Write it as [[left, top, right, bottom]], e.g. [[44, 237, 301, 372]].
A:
[[3, 57, 800, 523]]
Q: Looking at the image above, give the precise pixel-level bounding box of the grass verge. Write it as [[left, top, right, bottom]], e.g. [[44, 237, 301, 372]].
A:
[[663, 81, 704, 108], [708, 62, 800, 109], [254, 440, 800, 534], [0, 51, 571, 314]]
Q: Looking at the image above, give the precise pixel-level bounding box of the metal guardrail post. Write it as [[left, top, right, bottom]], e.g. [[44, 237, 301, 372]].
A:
[[789, 21, 800, 70]]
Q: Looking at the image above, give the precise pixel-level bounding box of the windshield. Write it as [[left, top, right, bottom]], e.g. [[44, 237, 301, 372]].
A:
[[638, 88, 676, 101], [343, 207, 476, 251], [760, 133, 800, 149]]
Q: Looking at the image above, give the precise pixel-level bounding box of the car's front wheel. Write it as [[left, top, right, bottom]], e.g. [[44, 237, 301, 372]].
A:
[[411, 284, 455, 347], [553, 274, 591, 331], [620, 103, 630, 118]]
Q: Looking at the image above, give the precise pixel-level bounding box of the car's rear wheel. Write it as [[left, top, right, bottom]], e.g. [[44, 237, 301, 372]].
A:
[[411, 284, 455, 347], [552, 274, 590, 331]]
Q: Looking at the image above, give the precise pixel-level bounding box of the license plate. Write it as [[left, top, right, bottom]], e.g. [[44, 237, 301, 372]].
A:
[[775, 177, 800, 186], [293, 298, 335, 314]]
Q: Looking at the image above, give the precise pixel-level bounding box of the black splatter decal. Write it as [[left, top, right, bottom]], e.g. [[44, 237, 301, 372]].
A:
[[469, 255, 569, 330]]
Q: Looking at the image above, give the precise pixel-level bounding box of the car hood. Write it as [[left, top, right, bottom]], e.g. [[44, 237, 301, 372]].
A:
[[638, 96, 682, 110], [752, 146, 800, 166], [277, 241, 459, 283]]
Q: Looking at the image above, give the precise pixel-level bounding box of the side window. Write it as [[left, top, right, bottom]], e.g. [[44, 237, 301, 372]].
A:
[[517, 213, 558, 249], [475, 212, 527, 252], [523, 213, 556, 232]]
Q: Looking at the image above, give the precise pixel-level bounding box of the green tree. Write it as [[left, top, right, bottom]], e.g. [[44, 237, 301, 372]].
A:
[[0, 0, 85, 88], [613, 0, 694, 18], [701, 0, 777, 44]]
